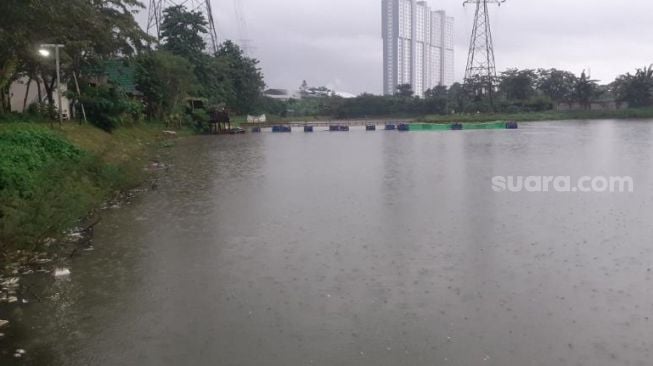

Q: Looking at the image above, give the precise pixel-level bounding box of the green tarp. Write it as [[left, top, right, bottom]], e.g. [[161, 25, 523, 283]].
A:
[[408, 123, 451, 131], [408, 121, 506, 131]]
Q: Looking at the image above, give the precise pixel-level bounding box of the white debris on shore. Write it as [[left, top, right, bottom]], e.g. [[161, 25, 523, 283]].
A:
[[54, 268, 71, 278], [0, 319, 8, 329], [1, 277, 20, 304], [14, 348, 26, 358], [1, 277, 19, 288]]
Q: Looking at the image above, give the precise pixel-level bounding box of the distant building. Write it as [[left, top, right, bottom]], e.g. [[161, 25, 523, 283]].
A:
[[264, 89, 298, 101], [264, 85, 356, 101], [9, 59, 139, 119], [382, 0, 454, 97]]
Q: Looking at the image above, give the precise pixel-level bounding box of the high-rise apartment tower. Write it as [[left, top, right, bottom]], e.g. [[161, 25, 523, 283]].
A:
[[382, 0, 454, 97]]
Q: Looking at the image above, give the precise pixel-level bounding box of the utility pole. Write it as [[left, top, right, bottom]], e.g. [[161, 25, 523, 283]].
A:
[[463, 0, 505, 104], [39, 44, 65, 126]]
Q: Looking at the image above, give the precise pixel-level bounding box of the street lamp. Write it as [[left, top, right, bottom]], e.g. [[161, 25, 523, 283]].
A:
[[39, 44, 65, 126]]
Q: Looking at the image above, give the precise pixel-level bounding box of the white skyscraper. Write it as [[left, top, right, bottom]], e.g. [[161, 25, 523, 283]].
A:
[[382, 0, 454, 97]]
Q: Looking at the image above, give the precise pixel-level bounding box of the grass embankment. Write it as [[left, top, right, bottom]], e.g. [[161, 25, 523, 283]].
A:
[[0, 122, 182, 253], [421, 107, 653, 124]]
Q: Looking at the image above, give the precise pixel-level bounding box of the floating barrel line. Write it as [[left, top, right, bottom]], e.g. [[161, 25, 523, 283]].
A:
[[271, 125, 292, 133], [263, 121, 518, 133]]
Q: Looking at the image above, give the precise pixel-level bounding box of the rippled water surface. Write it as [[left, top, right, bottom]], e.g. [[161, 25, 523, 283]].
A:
[[3, 120, 653, 365]]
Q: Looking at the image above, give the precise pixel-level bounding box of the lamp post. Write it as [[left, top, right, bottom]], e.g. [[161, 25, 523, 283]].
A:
[[39, 44, 65, 126]]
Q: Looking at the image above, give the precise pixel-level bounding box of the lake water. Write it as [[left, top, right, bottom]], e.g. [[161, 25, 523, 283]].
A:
[[2, 120, 653, 365]]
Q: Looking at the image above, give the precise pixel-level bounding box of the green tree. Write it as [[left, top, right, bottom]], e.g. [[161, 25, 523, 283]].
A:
[[135, 51, 198, 119], [157, 6, 264, 114], [499, 69, 537, 101], [214, 41, 265, 114], [194, 55, 234, 106], [79, 83, 141, 132], [425, 85, 448, 99], [463, 74, 497, 103], [0, 0, 148, 115], [423, 85, 448, 114], [447, 83, 468, 113], [536, 69, 577, 102], [395, 83, 414, 97], [160, 5, 208, 64], [613, 65, 653, 108], [573, 71, 599, 109]]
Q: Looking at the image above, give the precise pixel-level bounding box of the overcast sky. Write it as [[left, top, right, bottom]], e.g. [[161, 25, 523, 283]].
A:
[[143, 0, 653, 95]]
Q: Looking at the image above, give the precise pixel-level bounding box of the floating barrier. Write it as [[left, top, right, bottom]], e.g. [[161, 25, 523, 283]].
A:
[[272, 125, 291, 133], [461, 121, 506, 130], [329, 125, 349, 131], [409, 121, 515, 131], [408, 123, 450, 131], [505, 121, 519, 129], [251, 127, 261, 133], [269, 121, 517, 135]]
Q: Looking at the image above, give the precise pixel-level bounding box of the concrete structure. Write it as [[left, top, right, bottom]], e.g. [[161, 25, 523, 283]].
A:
[[9, 77, 70, 118], [382, 0, 454, 97]]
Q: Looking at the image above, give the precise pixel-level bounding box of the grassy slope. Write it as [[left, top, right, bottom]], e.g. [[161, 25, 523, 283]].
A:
[[0, 122, 183, 252]]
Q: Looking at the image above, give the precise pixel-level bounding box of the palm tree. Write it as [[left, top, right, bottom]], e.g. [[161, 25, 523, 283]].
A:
[[573, 71, 599, 110]]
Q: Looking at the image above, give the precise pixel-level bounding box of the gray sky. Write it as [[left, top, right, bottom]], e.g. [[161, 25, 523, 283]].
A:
[[145, 0, 653, 95]]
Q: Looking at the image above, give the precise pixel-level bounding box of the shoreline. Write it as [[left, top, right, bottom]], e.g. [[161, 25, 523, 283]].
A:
[[0, 122, 185, 283], [260, 107, 653, 125], [0, 122, 184, 355]]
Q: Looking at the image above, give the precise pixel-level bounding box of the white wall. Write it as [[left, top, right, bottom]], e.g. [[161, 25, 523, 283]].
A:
[[9, 77, 70, 116]]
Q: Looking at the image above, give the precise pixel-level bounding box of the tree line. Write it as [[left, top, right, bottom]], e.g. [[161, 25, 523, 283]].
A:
[[277, 66, 653, 120], [0, 0, 265, 131], [2, 1, 651, 124]]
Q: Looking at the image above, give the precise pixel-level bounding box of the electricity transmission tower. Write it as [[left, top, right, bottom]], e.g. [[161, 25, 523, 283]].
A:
[[147, 0, 220, 54], [233, 0, 253, 55], [463, 0, 505, 93]]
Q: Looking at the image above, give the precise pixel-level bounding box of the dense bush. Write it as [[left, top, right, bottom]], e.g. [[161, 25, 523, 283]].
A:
[[80, 84, 143, 132], [0, 126, 135, 250], [0, 127, 82, 193]]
